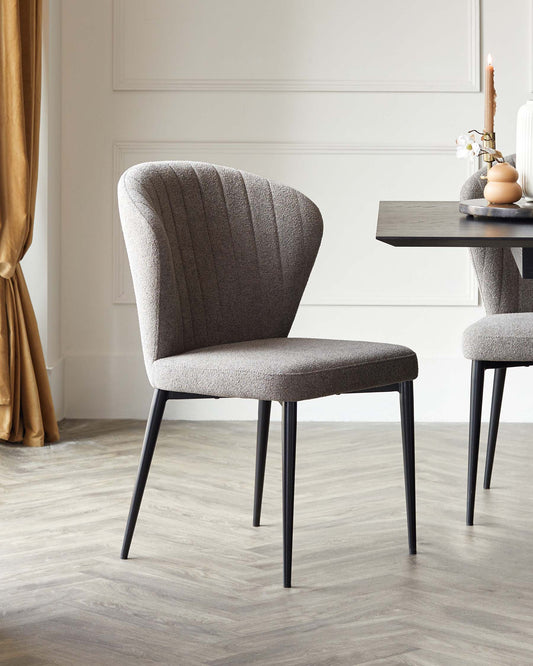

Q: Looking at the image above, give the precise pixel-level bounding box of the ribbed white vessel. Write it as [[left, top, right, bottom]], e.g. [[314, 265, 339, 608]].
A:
[[516, 100, 533, 200]]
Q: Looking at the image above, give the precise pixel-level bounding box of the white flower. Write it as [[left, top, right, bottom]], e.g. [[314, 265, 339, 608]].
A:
[[456, 133, 481, 159]]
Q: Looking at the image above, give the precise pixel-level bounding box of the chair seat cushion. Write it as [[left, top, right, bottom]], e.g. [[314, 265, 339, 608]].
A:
[[463, 313, 533, 361], [151, 337, 418, 402]]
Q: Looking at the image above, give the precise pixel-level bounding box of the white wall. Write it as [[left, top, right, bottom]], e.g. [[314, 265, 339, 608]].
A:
[[58, 0, 533, 422], [24, 0, 63, 419]]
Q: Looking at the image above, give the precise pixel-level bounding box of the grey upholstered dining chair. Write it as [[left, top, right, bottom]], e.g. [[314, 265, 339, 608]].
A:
[[461, 155, 533, 525], [118, 161, 418, 587]]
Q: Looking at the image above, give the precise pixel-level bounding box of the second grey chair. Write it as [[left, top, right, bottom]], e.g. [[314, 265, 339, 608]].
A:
[[461, 155, 533, 524], [118, 161, 418, 587]]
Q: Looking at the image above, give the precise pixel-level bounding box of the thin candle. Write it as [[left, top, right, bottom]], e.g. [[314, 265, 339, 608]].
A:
[[484, 54, 496, 134]]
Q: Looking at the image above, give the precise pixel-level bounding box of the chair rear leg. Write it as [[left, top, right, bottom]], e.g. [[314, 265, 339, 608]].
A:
[[253, 400, 272, 527], [484, 367, 506, 490], [282, 401, 297, 588], [467, 361, 485, 526], [399, 381, 416, 555], [121, 389, 168, 559]]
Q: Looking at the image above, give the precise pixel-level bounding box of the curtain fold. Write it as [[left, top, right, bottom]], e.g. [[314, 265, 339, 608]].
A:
[[0, 0, 59, 445]]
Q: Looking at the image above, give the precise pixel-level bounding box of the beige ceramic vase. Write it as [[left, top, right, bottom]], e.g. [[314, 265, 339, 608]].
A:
[[483, 162, 523, 204]]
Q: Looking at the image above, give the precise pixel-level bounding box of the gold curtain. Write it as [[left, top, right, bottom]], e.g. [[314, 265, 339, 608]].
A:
[[0, 0, 59, 446]]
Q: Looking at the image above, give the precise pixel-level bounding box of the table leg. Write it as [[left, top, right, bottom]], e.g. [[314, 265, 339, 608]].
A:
[[510, 248, 533, 279]]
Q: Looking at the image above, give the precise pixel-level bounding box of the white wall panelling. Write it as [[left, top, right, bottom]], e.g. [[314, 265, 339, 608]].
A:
[[113, 142, 476, 306], [113, 0, 480, 92]]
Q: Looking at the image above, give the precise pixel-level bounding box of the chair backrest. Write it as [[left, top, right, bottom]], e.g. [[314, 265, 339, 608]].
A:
[[461, 154, 533, 314], [118, 161, 323, 376]]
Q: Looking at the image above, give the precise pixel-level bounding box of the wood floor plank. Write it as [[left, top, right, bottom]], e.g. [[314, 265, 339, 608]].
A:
[[2, 420, 533, 664]]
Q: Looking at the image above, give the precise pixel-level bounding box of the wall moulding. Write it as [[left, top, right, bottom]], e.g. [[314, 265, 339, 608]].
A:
[[112, 0, 480, 93], [112, 140, 477, 307]]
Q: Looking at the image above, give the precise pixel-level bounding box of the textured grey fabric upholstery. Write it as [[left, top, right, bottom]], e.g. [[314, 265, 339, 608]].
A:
[[152, 337, 418, 402], [461, 154, 533, 314], [463, 313, 533, 361], [118, 161, 323, 377], [119, 161, 418, 400]]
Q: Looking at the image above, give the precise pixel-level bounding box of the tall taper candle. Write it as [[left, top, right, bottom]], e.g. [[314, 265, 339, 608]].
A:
[[484, 54, 495, 133]]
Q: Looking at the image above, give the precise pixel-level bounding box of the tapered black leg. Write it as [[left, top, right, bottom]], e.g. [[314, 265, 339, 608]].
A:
[[282, 402, 297, 588], [121, 389, 168, 559], [467, 361, 485, 526], [399, 381, 416, 555], [253, 400, 272, 527], [484, 367, 506, 490]]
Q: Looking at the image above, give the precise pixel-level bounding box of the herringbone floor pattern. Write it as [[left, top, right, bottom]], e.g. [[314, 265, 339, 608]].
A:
[[2, 420, 533, 665]]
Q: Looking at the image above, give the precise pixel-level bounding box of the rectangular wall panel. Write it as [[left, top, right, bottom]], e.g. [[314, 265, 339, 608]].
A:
[[113, 141, 476, 306], [113, 0, 480, 91]]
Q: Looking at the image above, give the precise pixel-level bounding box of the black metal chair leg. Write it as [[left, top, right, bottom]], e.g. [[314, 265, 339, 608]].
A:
[[467, 361, 485, 526], [282, 401, 297, 588], [121, 389, 168, 559], [484, 367, 506, 490], [399, 381, 416, 555], [253, 400, 272, 527]]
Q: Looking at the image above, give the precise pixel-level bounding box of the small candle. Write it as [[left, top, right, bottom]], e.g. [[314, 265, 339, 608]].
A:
[[484, 54, 495, 134]]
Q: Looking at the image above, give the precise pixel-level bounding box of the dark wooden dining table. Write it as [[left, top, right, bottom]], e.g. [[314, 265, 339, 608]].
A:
[[376, 201, 533, 278]]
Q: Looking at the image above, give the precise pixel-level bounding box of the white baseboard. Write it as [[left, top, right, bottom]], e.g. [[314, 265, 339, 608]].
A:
[[63, 353, 533, 422], [47, 357, 65, 421]]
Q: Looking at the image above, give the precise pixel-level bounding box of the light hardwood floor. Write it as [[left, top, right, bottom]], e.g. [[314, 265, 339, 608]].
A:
[[2, 419, 533, 665]]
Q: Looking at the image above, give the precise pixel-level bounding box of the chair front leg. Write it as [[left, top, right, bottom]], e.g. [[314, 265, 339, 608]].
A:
[[467, 361, 485, 526], [282, 401, 297, 588], [253, 400, 272, 527], [121, 389, 168, 559], [399, 381, 416, 555], [484, 367, 506, 490]]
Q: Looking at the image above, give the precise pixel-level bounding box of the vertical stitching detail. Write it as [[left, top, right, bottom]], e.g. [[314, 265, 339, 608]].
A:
[[239, 171, 266, 310], [213, 167, 245, 329], [190, 164, 224, 334], [147, 174, 172, 359], [122, 174, 161, 366], [168, 162, 210, 346], [157, 169, 193, 350], [266, 179, 285, 291], [295, 191, 308, 269]]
